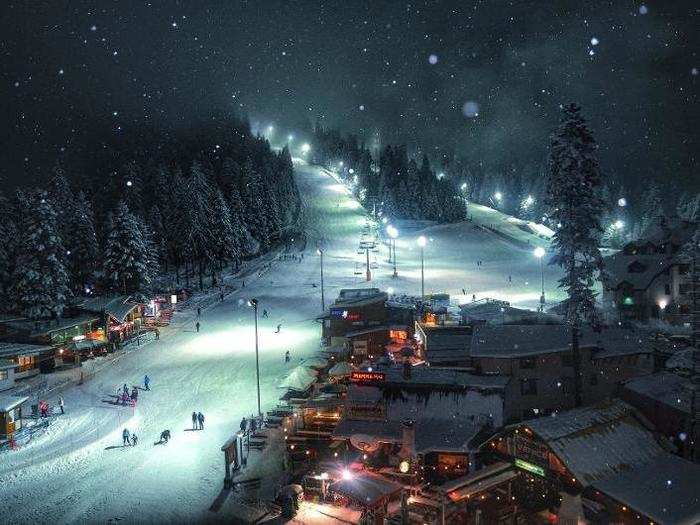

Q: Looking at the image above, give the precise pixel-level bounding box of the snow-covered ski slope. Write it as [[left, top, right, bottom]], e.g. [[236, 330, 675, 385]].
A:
[[1, 162, 564, 524]]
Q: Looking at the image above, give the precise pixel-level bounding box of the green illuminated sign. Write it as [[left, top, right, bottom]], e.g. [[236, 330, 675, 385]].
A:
[[622, 297, 634, 306], [515, 458, 545, 477]]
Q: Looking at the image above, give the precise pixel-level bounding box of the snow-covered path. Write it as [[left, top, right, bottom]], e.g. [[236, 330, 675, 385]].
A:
[[1, 162, 563, 524]]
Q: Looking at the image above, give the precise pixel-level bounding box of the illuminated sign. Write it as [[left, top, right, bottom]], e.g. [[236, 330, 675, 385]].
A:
[[330, 308, 362, 321], [399, 460, 410, 473], [515, 459, 545, 477], [622, 296, 633, 306], [350, 371, 386, 382]]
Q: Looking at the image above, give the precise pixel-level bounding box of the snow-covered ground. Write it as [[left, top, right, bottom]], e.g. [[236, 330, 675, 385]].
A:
[[1, 162, 564, 524]]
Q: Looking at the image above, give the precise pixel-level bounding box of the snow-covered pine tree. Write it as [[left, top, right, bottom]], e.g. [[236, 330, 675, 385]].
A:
[[639, 182, 665, 235], [239, 158, 270, 251], [183, 161, 215, 290], [103, 201, 149, 294], [210, 189, 239, 273], [678, 193, 700, 222], [11, 190, 71, 319], [545, 103, 604, 407], [67, 191, 99, 294]]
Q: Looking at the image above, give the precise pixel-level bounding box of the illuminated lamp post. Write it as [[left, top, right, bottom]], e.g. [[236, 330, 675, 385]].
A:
[[417, 236, 427, 298], [248, 298, 262, 419], [534, 247, 546, 311], [387, 225, 399, 278]]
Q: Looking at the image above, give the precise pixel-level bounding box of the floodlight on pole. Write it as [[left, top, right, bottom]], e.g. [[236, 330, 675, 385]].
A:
[[387, 225, 399, 278], [417, 236, 427, 298], [249, 298, 262, 418], [301, 143, 311, 154], [317, 248, 325, 312], [533, 247, 546, 310]]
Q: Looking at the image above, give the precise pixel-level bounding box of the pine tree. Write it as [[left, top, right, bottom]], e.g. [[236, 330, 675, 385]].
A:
[[639, 182, 665, 235], [103, 201, 149, 294], [67, 191, 99, 294], [11, 190, 71, 319], [678, 193, 700, 222], [183, 161, 215, 289], [546, 103, 604, 407], [210, 189, 239, 271]]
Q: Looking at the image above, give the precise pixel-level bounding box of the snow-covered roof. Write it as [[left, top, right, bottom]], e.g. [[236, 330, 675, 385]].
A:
[[470, 325, 650, 359], [76, 295, 141, 323], [591, 453, 700, 525], [0, 395, 29, 412], [278, 366, 318, 392], [623, 372, 693, 415], [419, 324, 472, 364], [332, 289, 388, 309], [0, 358, 15, 369], [330, 471, 403, 507], [381, 366, 509, 390], [522, 400, 664, 486], [0, 342, 54, 358], [664, 347, 700, 372], [332, 416, 483, 454], [2, 314, 100, 337]]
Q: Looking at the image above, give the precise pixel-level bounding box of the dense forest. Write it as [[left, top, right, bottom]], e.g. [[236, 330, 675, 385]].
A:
[[311, 126, 467, 223], [312, 124, 698, 248], [0, 118, 303, 319]]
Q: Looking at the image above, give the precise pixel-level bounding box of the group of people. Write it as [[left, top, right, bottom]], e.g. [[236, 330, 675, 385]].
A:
[[191, 411, 205, 430], [118, 383, 140, 406], [239, 415, 259, 435], [122, 428, 138, 446]]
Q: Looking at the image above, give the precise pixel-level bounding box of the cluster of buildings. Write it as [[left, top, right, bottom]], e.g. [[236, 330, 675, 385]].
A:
[[272, 276, 700, 524], [0, 294, 172, 442]]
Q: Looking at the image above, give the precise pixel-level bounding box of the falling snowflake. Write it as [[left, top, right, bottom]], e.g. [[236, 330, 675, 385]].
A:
[[462, 101, 479, 118], [359, 104, 365, 111], [428, 54, 439, 65], [590, 37, 599, 46], [692, 68, 698, 76]]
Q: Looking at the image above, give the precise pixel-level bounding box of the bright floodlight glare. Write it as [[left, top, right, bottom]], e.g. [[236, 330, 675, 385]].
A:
[[614, 220, 625, 230], [342, 469, 353, 480], [386, 225, 398, 238], [348, 168, 354, 174], [618, 197, 627, 207], [658, 299, 668, 309], [525, 195, 534, 206], [339, 161, 344, 166], [301, 143, 311, 154], [417, 235, 427, 247], [287, 134, 293, 141], [381, 217, 388, 224], [460, 182, 467, 190], [494, 191, 503, 201], [387, 287, 394, 294], [534, 247, 546, 258], [126, 180, 133, 187], [316, 248, 322, 255], [267, 125, 274, 133]]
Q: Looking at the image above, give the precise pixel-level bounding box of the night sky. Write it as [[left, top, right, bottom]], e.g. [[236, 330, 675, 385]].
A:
[[2, 1, 698, 192]]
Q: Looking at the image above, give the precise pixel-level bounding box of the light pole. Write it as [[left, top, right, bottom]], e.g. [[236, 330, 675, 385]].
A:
[[387, 225, 399, 278], [534, 247, 546, 311], [249, 298, 262, 419], [417, 236, 427, 299], [317, 248, 325, 311]]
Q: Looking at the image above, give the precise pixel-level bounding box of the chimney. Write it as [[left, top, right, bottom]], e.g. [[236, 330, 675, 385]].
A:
[[399, 419, 415, 459]]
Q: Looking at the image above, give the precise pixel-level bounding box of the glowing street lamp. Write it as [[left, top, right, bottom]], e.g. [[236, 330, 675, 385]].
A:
[[267, 125, 274, 133], [617, 197, 627, 207], [301, 143, 311, 154], [494, 191, 503, 201], [248, 298, 262, 419], [287, 134, 294, 141], [613, 220, 625, 230], [387, 225, 399, 278], [317, 248, 325, 312], [533, 247, 546, 310], [460, 182, 468, 192], [417, 235, 427, 298]]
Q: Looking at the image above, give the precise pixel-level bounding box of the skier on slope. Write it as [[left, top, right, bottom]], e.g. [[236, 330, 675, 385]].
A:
[[122, 383, 129, 396], [262, 309, 269, 318], [195, 321, 200, 333], [285, 350, 290, 363], [122, 428, 130, 446], [275, 324, 281, 333], [58, 395, 65, 415], [192, 411, 198, 430], [131, 434, 138, 446], [144, 375, 150, 390], [240, 417, 247, 433], [197, 412, 205, 430]]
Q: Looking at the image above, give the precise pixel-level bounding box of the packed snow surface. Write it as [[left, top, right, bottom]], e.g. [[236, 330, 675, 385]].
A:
[[1, 162, 563, 524]]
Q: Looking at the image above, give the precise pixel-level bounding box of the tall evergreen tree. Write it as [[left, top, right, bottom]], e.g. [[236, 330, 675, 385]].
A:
[[183, 161, 215, 289], [67, 191, 99, 293], [545, 103, 604, 407], [11, 191, 71, 319], [0, 186, 19, 309], [103, 201, 149, 294]]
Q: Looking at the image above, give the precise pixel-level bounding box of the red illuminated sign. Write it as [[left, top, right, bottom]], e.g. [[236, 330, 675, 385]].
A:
[[350, 371, 386, 382]]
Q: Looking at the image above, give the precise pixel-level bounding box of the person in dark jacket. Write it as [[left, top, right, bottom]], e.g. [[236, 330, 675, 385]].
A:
[[122, 428, 130, 446], [240, 417, 247, 433], [197, 412, 205, 430], [195, 321, 200, 333], [192, 411, 198, 430], [144, 375, 150, 390], [131, 434, 138, 446], [160, 429, 170, 443]]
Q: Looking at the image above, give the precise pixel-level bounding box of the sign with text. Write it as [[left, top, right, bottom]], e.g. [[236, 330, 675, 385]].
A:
[[350, 371, 386, 383], [330, 308, 362, 321]]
